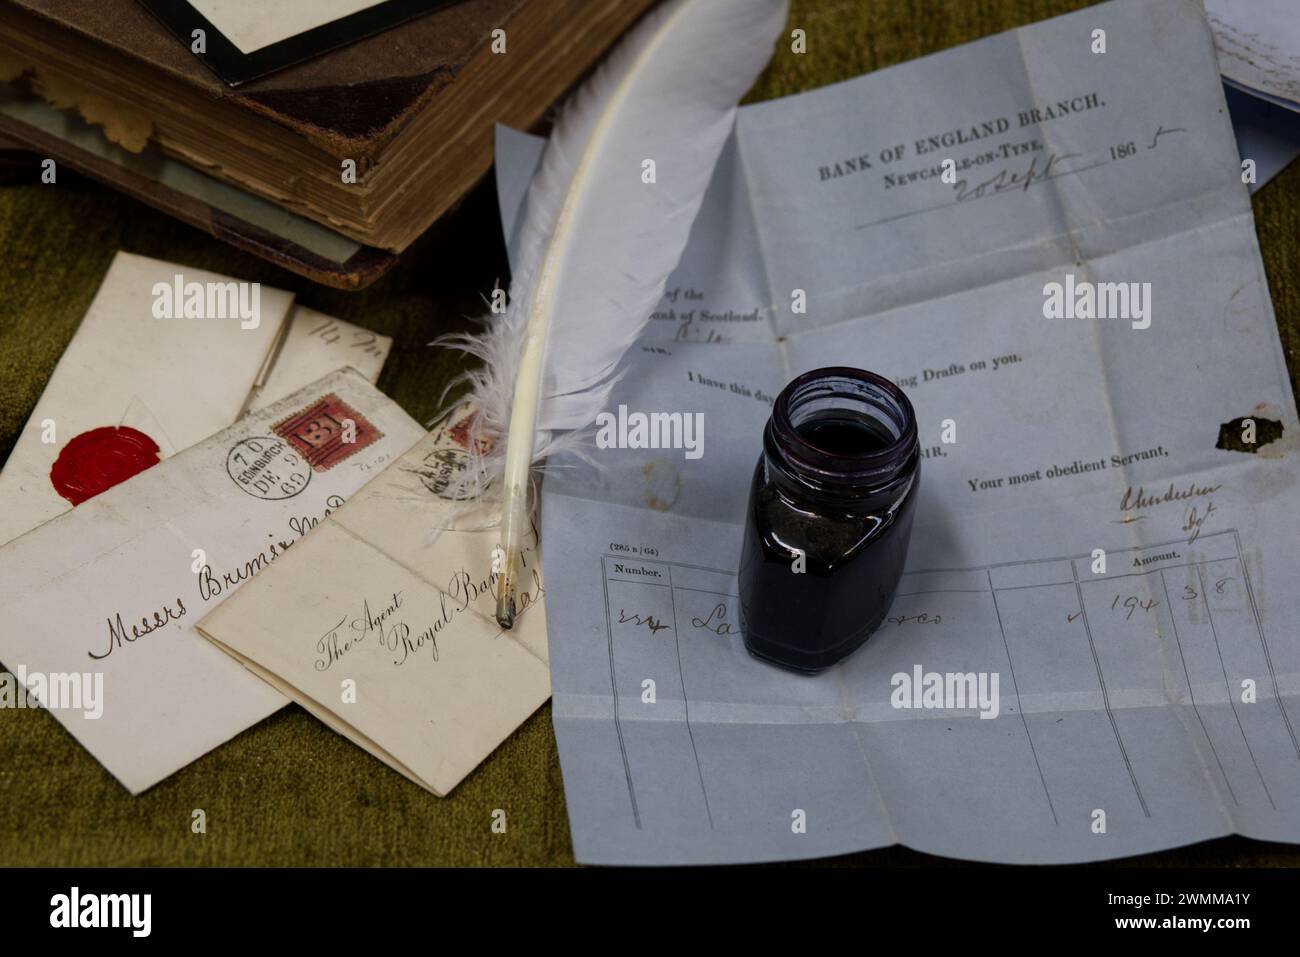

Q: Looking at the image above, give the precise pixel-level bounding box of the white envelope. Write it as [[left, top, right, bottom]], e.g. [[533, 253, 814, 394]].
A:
[[0, 369, 425, 793], [0, 252, 393, 546], [251, 305, 393, 412], [198, 402, 551, 796]]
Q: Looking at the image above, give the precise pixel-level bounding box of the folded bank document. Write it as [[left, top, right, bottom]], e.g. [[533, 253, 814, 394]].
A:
[[496, 0, 1300, 863], [0, 370, 424, 793]]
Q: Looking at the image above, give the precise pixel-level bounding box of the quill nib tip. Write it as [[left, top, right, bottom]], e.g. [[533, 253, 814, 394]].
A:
[[495, 514, 525, 630], [495, 588, 517, 630]]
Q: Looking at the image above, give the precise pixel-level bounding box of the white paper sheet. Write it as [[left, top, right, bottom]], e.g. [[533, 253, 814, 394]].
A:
[[250, 305, 392, 411], [1207, 0, 1300, 111], [498, 0, 1300, 864], [187, 0, 387, 54], [0, 370, 425, 793], [197, 402, 551, 797], [1224, 83, 1300, 192], [0, 252, 292, 546], [0, 256, 392, 548]]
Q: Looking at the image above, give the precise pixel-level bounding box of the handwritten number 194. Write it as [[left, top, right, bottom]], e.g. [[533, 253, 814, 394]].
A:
[[1111, 593, 1159, 620]]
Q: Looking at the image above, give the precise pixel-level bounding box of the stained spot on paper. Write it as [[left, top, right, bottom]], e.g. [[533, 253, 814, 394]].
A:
[[1216, 415, 1283, 453], [642, 460, 681, 512]]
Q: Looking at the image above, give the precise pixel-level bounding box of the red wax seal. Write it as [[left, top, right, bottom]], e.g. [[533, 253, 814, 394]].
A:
[[50, 426, 161, 506]]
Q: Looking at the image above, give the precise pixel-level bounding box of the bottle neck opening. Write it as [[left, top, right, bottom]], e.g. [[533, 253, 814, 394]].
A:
[[765, 367, 918, 504]]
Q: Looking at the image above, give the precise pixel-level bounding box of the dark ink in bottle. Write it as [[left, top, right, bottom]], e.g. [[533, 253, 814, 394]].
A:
[[738, 367, 920, 673]]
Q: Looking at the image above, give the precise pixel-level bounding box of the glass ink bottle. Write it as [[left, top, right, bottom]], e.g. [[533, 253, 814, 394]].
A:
[[738, 367, 920, 673]]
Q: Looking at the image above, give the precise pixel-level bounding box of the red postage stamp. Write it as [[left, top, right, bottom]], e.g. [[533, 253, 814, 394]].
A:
[[272, 393, 382, 471]]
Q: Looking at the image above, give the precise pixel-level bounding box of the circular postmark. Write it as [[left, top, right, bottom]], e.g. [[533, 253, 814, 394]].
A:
[[408, 403, 491, 500], [415, 446, 475, 499], [225, 436, 311, 500]]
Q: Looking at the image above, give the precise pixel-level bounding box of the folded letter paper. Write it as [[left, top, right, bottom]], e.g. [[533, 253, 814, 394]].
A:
[[0, 369, 424, 793]]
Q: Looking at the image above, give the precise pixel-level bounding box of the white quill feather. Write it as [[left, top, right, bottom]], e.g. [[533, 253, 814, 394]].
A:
[[441, 0, 789, 626]]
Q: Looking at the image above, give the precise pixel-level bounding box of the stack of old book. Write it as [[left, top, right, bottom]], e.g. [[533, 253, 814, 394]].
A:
[[0, 0, 652, 287]]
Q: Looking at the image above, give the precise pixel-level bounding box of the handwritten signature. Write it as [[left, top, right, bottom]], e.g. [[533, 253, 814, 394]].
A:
[[1182, 500, 1216, 545]]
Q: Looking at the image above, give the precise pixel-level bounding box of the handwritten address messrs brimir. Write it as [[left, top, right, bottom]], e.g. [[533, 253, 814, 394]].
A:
[[91, 494, 347, 662], [0, 370, 426, 794], [198, 403, 551, 797]]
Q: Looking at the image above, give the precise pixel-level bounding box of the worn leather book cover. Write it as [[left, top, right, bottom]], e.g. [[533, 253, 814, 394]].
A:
[[0, 0, 655, 283], [11, 0, 534, 154]]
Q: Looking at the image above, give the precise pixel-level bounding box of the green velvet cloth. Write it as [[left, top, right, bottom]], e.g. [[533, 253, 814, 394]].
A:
[[1, 0, 1296, 866]]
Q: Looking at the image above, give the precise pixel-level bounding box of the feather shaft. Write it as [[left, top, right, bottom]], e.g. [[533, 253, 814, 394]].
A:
[[488, 0, 788, 627]]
